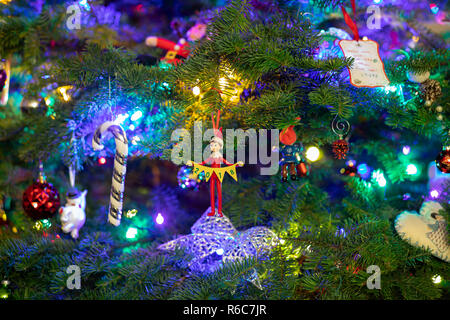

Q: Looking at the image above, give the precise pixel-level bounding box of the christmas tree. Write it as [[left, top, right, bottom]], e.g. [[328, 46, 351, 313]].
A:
[[0, 0, 449, 301]]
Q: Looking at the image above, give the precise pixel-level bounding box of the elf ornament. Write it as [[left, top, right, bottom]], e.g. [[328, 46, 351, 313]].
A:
[[279, 119, 308, 182], [187, 111, 243, 217], [395, 201, 449, 263], [435, 146, 450, 174], [331, 116, 351, 159], [22, 164, 61, 220]]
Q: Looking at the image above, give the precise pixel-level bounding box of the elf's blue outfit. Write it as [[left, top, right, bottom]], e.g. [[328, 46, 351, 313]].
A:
[[280, 143, 308, 181]]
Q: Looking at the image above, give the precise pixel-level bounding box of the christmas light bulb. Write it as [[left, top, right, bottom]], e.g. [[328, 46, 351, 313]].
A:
[[402, 146, 411, 155], [372, 170, 386, 187], [131, 110, 143, 121], [406, 164, 418, 175], [216, 248, 224, 255], [306, 146, 320, 162], [126, 227, 138, 239], [115, 113, 129, 125], [432, 274, 442, 284], [430, 190, 439, 199], [98, 157, 106, 165], [192, 86, 201, 96], [58, 86, 73, 102]]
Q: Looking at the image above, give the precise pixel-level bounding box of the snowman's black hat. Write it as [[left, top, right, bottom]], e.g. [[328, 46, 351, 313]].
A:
[[66, 187, 81, 199]]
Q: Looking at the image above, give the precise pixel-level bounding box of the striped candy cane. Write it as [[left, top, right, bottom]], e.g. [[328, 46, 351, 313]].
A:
[[92, 121, 128, 226]]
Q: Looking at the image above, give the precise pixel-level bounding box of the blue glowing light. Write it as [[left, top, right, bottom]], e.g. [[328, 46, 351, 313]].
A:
[[357, 163, 370, 178], [79, 0, 91, 11]]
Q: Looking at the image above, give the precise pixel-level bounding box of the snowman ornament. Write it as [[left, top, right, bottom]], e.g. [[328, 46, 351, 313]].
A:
[[59, 187, 87, 239], [395, 201, 449, 263]]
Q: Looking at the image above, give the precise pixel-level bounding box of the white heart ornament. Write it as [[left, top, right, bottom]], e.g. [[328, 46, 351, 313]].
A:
[[395, 201, 449, 263]]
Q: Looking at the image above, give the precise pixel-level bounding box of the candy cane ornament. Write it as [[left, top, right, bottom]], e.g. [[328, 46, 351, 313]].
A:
[[92, 121, 128, 226]]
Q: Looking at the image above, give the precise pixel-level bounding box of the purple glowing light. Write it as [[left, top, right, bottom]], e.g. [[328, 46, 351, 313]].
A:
[[156, 213, 164, 225], [402, 146, 411, 155]]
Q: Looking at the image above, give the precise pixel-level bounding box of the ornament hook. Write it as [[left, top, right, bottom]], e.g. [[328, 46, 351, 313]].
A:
[[331, 115, 350, 139]]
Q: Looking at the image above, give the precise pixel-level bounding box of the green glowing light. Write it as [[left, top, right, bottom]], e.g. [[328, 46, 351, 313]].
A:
[[126, 227, 138, 239], [406, 164, 418, 175], [372, 170, 386, 187]]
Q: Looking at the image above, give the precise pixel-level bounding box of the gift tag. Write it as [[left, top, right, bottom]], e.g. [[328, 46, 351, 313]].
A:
[[339, 39, 389, 88]]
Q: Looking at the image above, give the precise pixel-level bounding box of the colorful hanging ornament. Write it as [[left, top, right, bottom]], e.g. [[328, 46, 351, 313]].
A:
[[92, 121, 128, 226], [22, 163, 60, 220], [177, 165, 205, 190], [0, 57, 11, 106], [187, 110, 243, 217], [338, 1, 389, 87], [331, 115, 351, 159], [395, 201, 449, 263], [279, 119, 309, 182], [158, 207, 278, 273], [145, 36, 190, 65], [435, 147, 450, 174], [58, 165, 86, 239]]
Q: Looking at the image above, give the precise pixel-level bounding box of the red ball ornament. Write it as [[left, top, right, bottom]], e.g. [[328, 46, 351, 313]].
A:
[[280, 125, 297, 145], [435, 148, 450, 173], [332, 139, 349, 159], [22, 181, 61, 220]]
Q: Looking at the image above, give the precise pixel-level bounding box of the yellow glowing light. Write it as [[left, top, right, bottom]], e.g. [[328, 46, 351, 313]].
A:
[[34, 221, 42, 231], [58, 85, 73, 102], [29, 101, 39, 108], [12, 227, 17, 233], [362, 36, 368, 41], [0, 0, 12, 4], [192, 86, 201, 96], [125, 209, 137, 218], [306, 146, 320, 162], [412, 36, 419, 42], [432, 274, 442, 284]]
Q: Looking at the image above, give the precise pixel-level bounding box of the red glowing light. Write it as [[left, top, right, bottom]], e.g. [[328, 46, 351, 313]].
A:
[[98, 157, 106, 165]]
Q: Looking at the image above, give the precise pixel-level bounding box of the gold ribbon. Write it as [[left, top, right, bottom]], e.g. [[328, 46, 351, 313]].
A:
[[192, 163, 238, 183]]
